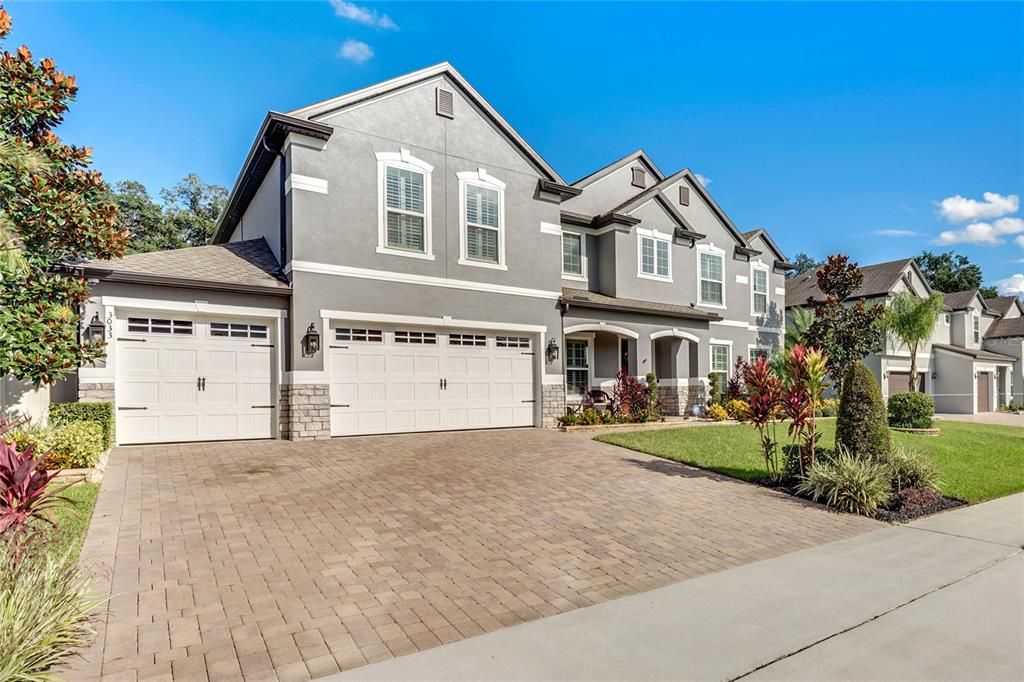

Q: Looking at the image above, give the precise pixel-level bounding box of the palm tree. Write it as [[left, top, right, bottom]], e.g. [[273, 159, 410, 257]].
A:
[[881, 291, 945, 391], [786, 306, 814, 348]]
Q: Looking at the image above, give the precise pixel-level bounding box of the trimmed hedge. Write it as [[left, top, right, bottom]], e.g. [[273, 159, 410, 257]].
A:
[[836, 362, 891, 461], [49, 402, 113, 449], [888, 392, 934, 429], [45, 421, 105, 469]]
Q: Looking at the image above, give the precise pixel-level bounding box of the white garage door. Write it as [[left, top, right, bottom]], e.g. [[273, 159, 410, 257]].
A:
[[115, 316, 275, 444], [329, 325, 536, 436]]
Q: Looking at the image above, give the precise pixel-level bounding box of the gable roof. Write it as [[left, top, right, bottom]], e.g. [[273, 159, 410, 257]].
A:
[[569, 150, 664, 189], [289, 62, 563, 184], [785, 257, 923, 307], [943, 290, 987, 312], [984, 316, 1024, 339], [81, 238, 290, 296], [984, 296, 1023, 317], [743, 228, 790, 264]]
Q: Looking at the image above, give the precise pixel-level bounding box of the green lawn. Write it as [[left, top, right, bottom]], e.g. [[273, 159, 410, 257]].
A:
[[43, 481, 99, 562], [597, 420, 1024, 504]]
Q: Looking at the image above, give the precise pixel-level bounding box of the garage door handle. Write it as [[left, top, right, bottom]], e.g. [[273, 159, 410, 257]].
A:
[[118, 406, 148, 411]]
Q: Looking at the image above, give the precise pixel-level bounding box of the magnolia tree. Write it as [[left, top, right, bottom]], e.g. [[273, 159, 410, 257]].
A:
[[0, 5, 127, 386]]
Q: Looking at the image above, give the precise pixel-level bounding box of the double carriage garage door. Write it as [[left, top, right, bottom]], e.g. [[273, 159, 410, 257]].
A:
[[115, 315, 276, 445], [328, 324, 537, 436]]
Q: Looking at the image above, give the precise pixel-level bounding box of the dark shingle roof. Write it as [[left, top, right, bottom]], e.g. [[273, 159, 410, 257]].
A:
[[561, 288, 722, 322], [932, 343, 1017, 362], [985, 317, 1024, 339], [84, 238, 290, 293], [785, 258, 913, 307], [984, 296, 1020, 317], [942, 290, 980, 311]]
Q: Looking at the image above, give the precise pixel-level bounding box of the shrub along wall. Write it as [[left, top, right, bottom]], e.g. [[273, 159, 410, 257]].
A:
[[49, 402, 113, 449]]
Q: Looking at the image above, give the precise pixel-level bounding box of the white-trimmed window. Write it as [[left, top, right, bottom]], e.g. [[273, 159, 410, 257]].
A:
[[710, 343, 731, 387], [751, 265, 769, 315], [394, 330, 437, 345], [376, 150, 433, 260], [638, 229, 671, 281], [748, 346, 770, 363], [698, 245, 726, 307], [562, 231, 585, 279], [496, 336, 530, 349], [972, 312, 980, 343], [335, 328, 383, 343], [943, 313, 951, 327], [127, 317, 193, 335], [565, 338, 590, 397], [211, 322, 268, 339], [458, 169, 506, 269], [449, 333, 486, 347]]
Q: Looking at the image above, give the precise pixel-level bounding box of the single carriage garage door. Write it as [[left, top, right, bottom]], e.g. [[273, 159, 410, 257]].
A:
[[329, 325, 536, 436], [888, 371, 925, 395], [115, 316, 275, 444]]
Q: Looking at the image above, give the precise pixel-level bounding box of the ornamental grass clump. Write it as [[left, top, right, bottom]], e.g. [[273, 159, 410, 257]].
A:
[[883, 445, 941, 494], [795, 450, 891, 516]]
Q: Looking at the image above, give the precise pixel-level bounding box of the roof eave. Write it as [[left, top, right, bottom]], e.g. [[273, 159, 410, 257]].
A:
[[538, 179, 582, 201], [80, 267, 292, 297], [561, 297, 723, 322]]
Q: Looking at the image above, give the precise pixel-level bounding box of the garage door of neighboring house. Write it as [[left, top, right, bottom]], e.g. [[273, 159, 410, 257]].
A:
[[115, 316, 275, 444], [887, 371, 925, 395], [329, 325, 536, 436], [977, 372, 992, 413]]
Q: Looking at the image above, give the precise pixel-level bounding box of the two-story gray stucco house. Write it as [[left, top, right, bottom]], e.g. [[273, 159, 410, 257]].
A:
[[786, 258, 1021, 413], [59, 63, 791, 445]]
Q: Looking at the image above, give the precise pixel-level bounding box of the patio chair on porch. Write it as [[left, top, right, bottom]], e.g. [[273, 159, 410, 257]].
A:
[[587, 389, 616, 413]]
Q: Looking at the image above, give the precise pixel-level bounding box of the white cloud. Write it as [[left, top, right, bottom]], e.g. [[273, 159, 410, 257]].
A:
[[330, 0, 398, 29], [937, 192, 1019, 223], [873, 229, 926, 238], [936, 217, 1024, 246], [338, 39, 374, 64], [1017, 235, 1024, 249], [995, 273, 1024, 296], [694, 173, 711, 187]]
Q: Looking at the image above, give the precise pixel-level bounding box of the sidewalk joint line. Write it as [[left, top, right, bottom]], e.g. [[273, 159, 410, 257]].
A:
[[729, 547, 1022, 681], [899, 523, 1024, 549]]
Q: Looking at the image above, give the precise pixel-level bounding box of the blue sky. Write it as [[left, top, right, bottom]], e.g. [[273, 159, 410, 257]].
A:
[[9, 1, 1024, 293]]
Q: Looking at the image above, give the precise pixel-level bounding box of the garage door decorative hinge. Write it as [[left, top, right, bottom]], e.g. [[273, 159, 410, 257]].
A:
[[330, 345, 349, 349], [330, 404, 350, 408], [521, 352, 536, 356], [117, 337, 146, 343], [250, 405, 275, 409], [118, 406, 148, 410], [521, 399, 536, 403], [250, 344, 274, 348]]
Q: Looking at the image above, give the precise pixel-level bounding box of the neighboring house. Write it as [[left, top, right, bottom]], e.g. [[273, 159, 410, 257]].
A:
[[53, 63, 789, 445], [785, 258, 1020, 413]]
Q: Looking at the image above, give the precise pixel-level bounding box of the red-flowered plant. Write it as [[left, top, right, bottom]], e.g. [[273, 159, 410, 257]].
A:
[[612, 368, 655, 422], [0, 419, 67, 559], [780, 345, 830, 476], [743, 356, 783, 482]]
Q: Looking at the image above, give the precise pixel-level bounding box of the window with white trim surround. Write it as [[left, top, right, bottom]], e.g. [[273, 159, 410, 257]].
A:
[[376, 150, 433, 260], [710, 343, 730, 387], [637, 228, 671, 280], [458, 169, 506, 269], [748, 346, 770, 363], [562, 231, 585, 279], [751, 265, 769, 315], [565, 338, 590, 397], [698, 245, 725, 307], [972, 312, 980, 344]]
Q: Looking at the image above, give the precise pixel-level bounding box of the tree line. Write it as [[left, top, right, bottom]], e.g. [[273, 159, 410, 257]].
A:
[[111, 175, 228, 254]]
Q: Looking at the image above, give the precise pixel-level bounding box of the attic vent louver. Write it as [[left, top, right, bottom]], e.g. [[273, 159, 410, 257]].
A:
[[436, 88, 454, 118], [679, 186, 690, 206], [631, 167, 646, 188]]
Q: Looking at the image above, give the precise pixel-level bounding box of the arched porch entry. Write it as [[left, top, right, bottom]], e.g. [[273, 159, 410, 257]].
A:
[[650, 328, 704, 416]]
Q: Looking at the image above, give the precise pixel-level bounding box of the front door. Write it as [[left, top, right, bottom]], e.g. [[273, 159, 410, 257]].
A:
[[976, 372, 992, 412]]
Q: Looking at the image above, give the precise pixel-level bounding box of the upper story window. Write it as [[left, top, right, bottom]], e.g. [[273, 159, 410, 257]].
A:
[[458, 170, 506, 270], [375, 150, 434, 260], [562, 231, 585, 279], [637, 228, 671, 281], [698, 245, 726, 307], [972, 312, 980, 343], [752, 266, 769, 315]]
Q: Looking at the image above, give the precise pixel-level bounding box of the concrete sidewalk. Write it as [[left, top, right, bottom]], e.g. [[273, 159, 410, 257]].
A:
[[326, 494, 1024, 681]]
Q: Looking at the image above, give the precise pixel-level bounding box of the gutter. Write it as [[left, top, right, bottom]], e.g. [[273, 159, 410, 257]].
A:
[[77, 267, 293, 298]]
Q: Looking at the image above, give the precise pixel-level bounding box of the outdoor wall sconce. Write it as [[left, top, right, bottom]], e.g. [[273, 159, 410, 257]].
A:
[[932, 371, 937, 380], [545, 337, 559, 363], [301, 323, 320, 358], [83, 313, 104, 343]]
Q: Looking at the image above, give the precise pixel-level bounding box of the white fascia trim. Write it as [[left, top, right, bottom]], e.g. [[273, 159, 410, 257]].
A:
[[285, 174, 328, 194], [320, 309, 548, 333], [540, 222, 562, 236], [564, 323, 640, 339], [283, 370, 329, 386], [99, 297, 287, 319], [290, 261, 560, 300], [650, 328, 700, 343]]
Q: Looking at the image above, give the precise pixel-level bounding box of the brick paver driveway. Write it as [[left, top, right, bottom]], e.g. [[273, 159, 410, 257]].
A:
[[76, 429, 879, 681]]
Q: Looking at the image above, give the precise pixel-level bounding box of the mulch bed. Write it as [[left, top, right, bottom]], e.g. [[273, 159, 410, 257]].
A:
[[755, 479, 964, 523]]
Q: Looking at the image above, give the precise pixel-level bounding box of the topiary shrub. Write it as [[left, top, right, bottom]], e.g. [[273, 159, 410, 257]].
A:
[[49, 402, 114, 450], [43, 421, 104, 470], [836, 362, 891, 461], [795, 451, 891, 515], [887, 392, 934, 429]]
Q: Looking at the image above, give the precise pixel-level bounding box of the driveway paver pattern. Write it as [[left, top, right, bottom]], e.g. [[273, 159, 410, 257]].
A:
[[77, 428, 879, 681]]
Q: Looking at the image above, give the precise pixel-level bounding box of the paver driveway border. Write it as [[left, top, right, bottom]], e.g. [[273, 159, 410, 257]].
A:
[[65, 428, 880, 681]]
